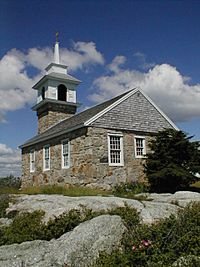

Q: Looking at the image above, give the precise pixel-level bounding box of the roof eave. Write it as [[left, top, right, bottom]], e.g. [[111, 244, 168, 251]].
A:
[[32, 75, 81, 90], [45, 63, 68, 71], [20, 124, 85, 149], [31, 99, 81, 111]]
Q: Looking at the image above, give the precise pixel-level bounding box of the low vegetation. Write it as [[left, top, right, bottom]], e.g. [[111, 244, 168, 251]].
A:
[[112, 181, 149, 199], [0, 175, 21, 194], [0, 205, 139, 246], [20, 185, 111, 196], [0, 199, 199, 267], [94, 202, 200, 267], [0, 178, 111, 196], [0, 194, 10, 218]]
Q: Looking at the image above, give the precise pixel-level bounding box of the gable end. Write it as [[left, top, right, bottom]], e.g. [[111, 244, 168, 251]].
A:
[[85, 88, 178, 133]]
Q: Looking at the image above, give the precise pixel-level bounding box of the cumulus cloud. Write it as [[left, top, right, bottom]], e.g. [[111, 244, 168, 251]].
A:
[[27, 47, 53, 71], [89, 56, 200, 122], [107, 55, 126, 73], [0, 49, 37, 115], [0, 144, 21, 177], [60, 41, 104, 71], [0, 41, 104, 122], [134, 52, 156, 70]]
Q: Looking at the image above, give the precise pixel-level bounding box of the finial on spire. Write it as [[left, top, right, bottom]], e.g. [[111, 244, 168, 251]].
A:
[[55, 32, 59, 43], [54, 32, 60, 64]]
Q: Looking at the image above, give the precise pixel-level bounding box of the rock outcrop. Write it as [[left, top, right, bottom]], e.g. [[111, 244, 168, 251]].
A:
[[0, 191, 200, 266], [136, 191, 200, 207], [0, 215, 126, 267], [6, 193, 192, 224]]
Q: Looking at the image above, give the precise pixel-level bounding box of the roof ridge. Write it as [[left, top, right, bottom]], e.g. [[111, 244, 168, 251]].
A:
[[41, 88, 134, 134], [20, 89, 135, 148]]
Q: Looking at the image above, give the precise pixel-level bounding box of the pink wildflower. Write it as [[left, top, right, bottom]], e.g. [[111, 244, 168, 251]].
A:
[[141, 239, 152, 247], [132, 245, 137, 252]]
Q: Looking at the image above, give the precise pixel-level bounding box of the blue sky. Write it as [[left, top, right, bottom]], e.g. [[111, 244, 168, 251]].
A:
[[1, 0, 200, 176]]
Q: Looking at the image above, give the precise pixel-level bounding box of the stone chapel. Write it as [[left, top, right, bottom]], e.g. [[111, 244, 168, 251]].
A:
[[20, 40, 178, 189]]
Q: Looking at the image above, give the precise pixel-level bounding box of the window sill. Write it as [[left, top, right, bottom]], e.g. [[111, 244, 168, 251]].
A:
[[109, 163, 124, 167], [62, 166, 70, 169], [135, 155, 146, 159]]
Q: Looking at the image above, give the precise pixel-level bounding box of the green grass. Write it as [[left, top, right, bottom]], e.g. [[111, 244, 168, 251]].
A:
[[191, 181, 200, 188], [112, 182, 149, 199], [0, 185, 111, 197], [0, 187, 20, 195], [0, 180, 199, 198], [0, 183, 147, 199]]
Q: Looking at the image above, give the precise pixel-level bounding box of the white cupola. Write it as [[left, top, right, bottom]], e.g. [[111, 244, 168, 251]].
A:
[[31, 34, 81, 134]]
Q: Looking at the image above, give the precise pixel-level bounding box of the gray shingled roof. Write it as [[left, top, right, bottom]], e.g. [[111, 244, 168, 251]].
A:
[[33, 72, 81, 89], [47, 72, 81, 83], [20, 90, 131, 148]]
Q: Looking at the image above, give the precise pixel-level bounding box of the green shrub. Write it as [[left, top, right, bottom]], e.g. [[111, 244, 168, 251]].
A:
[[0, 209, 89, 245], [113, 182, 149, 198], [0, 204, 140, 246], [0, 175, 21, 189], [94, 202, 200, 267], [144, 129, 200, 193], [43, 209, 89, 240], [108, 203, 140, 229], [0, 210, 44, 245], [0, 194, 10, 218]]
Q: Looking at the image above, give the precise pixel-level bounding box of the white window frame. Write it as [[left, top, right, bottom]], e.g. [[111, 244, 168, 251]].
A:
[[134, 136, 146, 158], [43, 145, 50, 171], [108, 133, 124, 166], [30, 149, 35, 173], [62, 139, 70, 169]]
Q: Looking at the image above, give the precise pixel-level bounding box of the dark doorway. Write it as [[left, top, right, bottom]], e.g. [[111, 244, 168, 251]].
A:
[[58, 84, 67, 101]]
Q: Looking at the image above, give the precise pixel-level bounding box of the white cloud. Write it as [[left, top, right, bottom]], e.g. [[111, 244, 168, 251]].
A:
[[108, 55, 126, 73], [0, 144, 21, 177], [60, 41, 104, 71], [27, 47, 53, 71], [0, 49, 37, 121], [134, 52, 156, 70], [89, 56, 200, 122], [0, 41, 104, 122]]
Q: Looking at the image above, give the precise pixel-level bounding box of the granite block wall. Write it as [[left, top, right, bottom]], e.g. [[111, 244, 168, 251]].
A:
[[21, 127, 152, 189]]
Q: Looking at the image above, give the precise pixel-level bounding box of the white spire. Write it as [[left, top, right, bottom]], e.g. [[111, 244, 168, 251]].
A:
[[54, 32, 60, 64]]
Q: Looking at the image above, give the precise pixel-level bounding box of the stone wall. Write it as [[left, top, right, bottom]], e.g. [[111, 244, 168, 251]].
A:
[[37, 102, 77, 134], [38, 110, 73, 134], [21, 127, 152, 189]]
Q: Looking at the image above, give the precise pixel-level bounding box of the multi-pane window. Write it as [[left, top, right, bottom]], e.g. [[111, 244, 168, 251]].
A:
[[43, 145, 50, 170], [134, 137, 146, 158], [108, 134, 124, 166], [62, 140, 70, 168], [30, 149, 35, 172]]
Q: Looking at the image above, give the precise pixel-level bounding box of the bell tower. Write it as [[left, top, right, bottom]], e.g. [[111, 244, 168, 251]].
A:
[[32, 34, 81, 134]]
